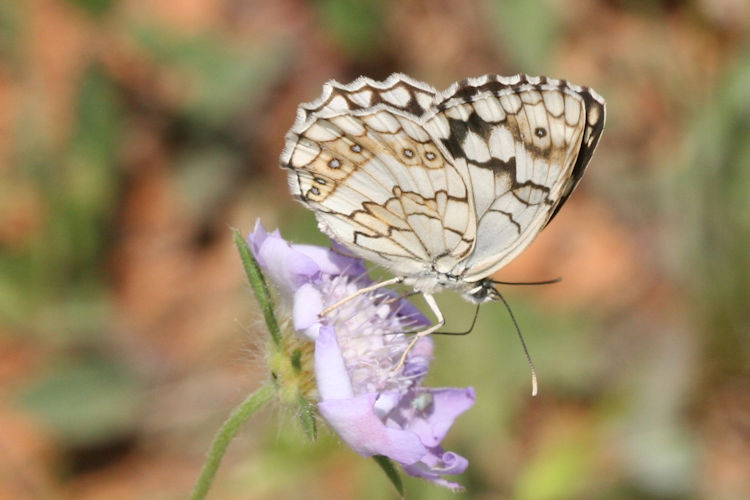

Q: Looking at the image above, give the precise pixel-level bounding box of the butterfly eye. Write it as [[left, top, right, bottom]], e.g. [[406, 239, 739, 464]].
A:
[[534, 127, 547, 138], [403, 148, 415, 158], [425, 151, 436, 161], [328, 158, 341, 169], [350, 144, 362, 153]]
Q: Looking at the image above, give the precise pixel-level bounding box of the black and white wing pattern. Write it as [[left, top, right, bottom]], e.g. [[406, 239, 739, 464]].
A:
[[281, 73, 605, 296], [422, 75, 605, 282]]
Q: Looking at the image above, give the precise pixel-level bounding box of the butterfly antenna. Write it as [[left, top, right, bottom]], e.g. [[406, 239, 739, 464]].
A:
[[496, 291, 538, 397], [433, 303, 481, 336], [492, 277, 562, 286], [464, 303, 481, 335]]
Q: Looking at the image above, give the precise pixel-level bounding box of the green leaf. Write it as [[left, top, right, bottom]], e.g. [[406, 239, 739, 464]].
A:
[[53, 63, 122, 288], [514, 428, 595, 500], [297, 392, 317, 441], [315, 0, 385, 57], [131, 24, 287, 129], [373, 455, 404, 498], [677, 52, 750, 373], [18, 357, 142, 447], [64, 0, 117, 17], [0, 2, 22, 70], [486, 0, 562, 69], [233, 229, 282, 347], [1, 62, 122, 334]]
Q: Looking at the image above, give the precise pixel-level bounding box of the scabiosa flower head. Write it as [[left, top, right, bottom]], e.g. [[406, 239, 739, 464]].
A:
[[249, 221, 475, 491]]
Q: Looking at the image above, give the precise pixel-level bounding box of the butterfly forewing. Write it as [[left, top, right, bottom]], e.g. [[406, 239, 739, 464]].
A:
[[283, 73, 605, 294]]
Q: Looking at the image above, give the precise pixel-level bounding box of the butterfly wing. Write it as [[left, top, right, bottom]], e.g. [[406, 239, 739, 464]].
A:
[[282, 74, 477, 278], [422, 75, 606, 282]]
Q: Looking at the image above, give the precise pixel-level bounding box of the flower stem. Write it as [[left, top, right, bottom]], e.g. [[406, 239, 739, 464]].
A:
[[189, 383, 275, 500]]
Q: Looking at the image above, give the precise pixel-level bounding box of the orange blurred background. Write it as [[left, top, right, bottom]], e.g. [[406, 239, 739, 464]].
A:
[[1, 1, 748, 498]]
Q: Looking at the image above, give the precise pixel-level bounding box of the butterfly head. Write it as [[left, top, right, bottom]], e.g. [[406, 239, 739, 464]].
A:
[[463, 280, 501, 304]]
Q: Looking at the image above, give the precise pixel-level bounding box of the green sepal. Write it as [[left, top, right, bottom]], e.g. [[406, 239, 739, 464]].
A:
[[233, 229, 282, 347], [290, 348, 303, 373], [297, 392, 317, 441], [373, 455, 405, 498]]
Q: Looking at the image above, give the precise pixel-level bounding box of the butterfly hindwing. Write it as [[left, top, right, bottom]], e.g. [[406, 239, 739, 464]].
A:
[[283, 75, 477, 276]]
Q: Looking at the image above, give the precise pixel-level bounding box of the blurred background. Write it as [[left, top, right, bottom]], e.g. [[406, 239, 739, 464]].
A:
[[1, 0, 749, 498]]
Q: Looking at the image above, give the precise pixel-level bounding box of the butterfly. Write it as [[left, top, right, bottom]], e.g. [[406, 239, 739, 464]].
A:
[[281, 73, 605, 369]]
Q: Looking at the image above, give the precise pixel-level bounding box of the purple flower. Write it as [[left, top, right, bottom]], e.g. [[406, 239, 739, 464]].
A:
[[249, 221, 475, 491]]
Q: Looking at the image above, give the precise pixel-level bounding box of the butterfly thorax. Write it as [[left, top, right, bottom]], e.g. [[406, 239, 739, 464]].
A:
[[404, 271, 500, 305]]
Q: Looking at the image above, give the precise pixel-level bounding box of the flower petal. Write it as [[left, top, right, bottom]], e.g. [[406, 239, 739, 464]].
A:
[[319, 393, 427, 465], [415, 448, 469, 475], [315, 327, 428, 465], [294, 244, 367, 277], [250, 220, 474, 490], [248, 220, 271, 267], [407, 387, 476, 447], [249, 222, 321, 292], [402, 451, 468, 491], [293, 283, 323, 339], [401, 336, 433, 381], [314, 326, 353, 400]]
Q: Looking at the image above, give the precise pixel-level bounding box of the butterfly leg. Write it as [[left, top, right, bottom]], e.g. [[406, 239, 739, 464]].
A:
[[319, 276, 404, 317], [393, 293, 444, 372]]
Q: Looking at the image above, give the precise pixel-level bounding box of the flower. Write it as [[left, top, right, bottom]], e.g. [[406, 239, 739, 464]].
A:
[[249, 221, 475, 491]]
